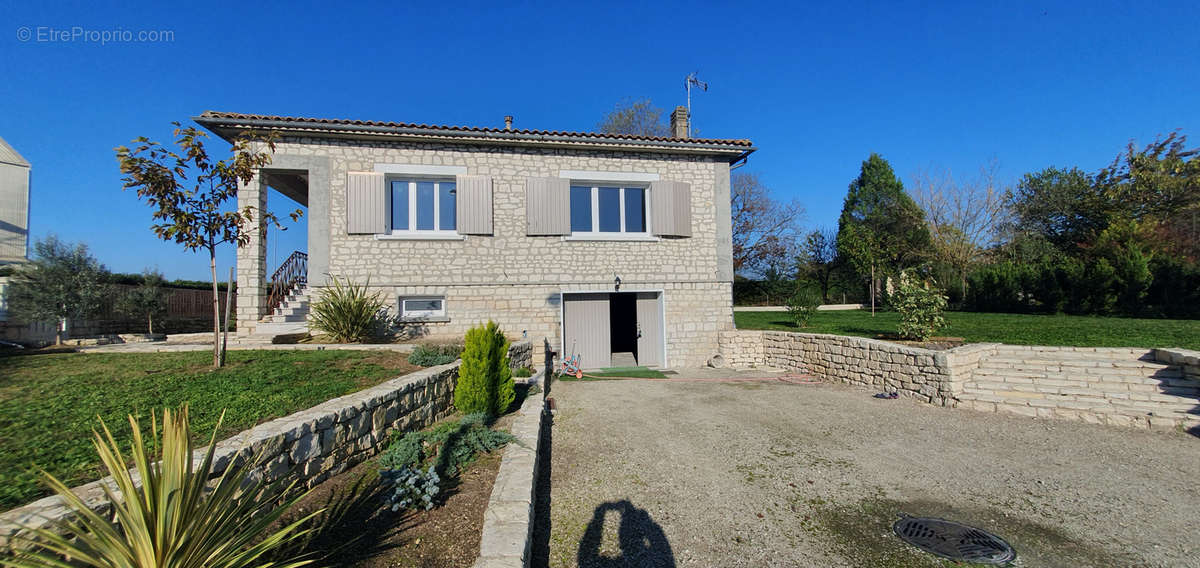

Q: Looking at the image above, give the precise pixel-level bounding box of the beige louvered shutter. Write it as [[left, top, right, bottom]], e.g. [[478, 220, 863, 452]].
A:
[[525, 177, 570, 236], [455, 175, 493, 235], [346, 172, 386, 234], [651, 181, 692, 237]]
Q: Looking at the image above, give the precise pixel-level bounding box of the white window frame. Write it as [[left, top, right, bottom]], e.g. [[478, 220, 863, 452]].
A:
[[567, 184, 654, 240], [387, 177, 457, 236], [399, 296, 446, 319]]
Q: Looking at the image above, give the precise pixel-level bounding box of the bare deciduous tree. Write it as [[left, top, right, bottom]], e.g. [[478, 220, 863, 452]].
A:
[[797, 227, 839, 303], [912, 160, 1011, 297], [597, 98, 670, 137], [732, 172, 805, 276]]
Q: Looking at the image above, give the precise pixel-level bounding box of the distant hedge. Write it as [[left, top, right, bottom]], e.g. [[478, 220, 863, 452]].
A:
[[111, 272, 233, 291], [966, 257, 1200, 319]]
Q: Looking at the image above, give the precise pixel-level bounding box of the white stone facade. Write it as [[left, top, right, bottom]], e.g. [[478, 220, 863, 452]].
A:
[[238, 137, 738, 368]]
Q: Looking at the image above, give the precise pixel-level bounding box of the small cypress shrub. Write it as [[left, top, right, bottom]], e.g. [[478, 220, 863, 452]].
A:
[[455, 321, 514, 416]]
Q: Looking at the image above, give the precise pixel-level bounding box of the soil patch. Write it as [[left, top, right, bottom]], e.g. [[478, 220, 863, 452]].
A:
[[281, 452, 501, 568], [873, 335, 966, 350]]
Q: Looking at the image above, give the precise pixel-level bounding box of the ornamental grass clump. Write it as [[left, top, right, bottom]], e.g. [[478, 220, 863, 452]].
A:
[[307, 276, 387, 343], [454, 321, 514, 417], [3, 406, 318, 568]]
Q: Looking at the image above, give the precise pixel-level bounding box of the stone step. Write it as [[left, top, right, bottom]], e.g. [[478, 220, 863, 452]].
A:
[[979, 356, 1175, 370], [973, 363, 1180, 379], [960, 392, 1200, 417], [248, 321, 310, 338], [991, 347, 1151, 358], [264, 314, 307, 323], [965, 379, 1199, 396], [970, 369, 1188, 384], [273, 305, 310, 317]]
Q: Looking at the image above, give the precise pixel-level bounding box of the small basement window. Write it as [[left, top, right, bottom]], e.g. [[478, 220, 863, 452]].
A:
[[399, 296, 446, 319]]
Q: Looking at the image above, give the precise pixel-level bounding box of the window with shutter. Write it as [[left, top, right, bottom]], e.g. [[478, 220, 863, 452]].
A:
[[346, 172, 386, 234], [455, 175, 493, 235], [525, 177, 570, 236], [386, 178, 457, 235], [650, 180, 692, 237]]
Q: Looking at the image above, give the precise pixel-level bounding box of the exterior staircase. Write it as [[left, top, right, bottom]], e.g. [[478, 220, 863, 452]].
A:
[[241, 287, 312, 343], [959, 346, 1200, 428], [242, 250, 311, 344]]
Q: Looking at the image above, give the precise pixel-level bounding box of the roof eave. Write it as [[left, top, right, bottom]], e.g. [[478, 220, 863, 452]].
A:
[[192, 116, 756, 163]]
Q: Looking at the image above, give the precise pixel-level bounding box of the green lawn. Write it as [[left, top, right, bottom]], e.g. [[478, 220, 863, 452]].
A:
[[0, 349, 419, 511], [734, 309, 1200, 350], [556, 366, 669, 381]]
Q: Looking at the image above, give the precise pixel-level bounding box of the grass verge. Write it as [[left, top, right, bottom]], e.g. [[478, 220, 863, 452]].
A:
[[734, 309, 1200, 349], [558, 367, 669, 380]]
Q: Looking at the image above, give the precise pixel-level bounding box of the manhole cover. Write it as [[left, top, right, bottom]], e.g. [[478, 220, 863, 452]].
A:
[[893, 514, 1016, 565]]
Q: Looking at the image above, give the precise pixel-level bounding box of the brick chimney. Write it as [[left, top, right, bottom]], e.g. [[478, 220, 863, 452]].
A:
[[669, 106, 689, 138]]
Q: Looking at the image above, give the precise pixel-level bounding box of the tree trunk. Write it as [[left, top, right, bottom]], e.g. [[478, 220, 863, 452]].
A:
[[210, 248, 221, 368], [870, 264, 876, 316], [148, 314, 154, 335], [56, 317, 66, 345]]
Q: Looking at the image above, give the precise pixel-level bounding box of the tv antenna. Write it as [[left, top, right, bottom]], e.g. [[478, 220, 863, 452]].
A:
[[685, 72, 708, 137]]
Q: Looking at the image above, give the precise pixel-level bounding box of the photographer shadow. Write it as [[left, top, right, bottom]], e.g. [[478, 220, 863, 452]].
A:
[[577, 500, 675, 568]]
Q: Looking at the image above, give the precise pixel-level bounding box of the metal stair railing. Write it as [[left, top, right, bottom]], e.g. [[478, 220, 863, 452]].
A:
[[266, 250, 308, 316]]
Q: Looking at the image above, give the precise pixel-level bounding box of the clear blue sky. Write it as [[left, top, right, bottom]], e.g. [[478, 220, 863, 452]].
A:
[[2, 1, 1197, 280]]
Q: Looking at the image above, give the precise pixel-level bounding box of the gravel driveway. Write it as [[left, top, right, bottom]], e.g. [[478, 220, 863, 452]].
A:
[[533, 376, 1200, 567]]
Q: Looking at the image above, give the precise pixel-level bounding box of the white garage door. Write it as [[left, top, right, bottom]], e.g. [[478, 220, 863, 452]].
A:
[[562, 293, 611, 369]]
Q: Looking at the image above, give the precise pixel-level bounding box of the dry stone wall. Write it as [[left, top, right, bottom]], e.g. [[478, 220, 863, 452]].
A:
[[748, 331, 961, 405], [719, 331, 1200, 430], [0, 341, 533, 546], [958, 345, 1200, 429]]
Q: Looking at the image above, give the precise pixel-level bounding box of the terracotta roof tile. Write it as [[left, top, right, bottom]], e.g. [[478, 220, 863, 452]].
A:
[[195, 111, 754, 148]]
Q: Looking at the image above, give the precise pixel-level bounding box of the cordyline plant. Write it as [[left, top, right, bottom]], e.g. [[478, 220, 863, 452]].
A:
[[116, 123, 300, 367], [0, 406, 318, 568]]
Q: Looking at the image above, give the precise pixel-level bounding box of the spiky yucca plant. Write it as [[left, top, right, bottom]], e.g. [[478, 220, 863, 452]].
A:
[[307, 276, 387, 343], [2, 407, 319, 568]]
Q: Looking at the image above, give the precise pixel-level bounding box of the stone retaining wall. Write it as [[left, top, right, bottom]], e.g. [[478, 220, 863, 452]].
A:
[[720, 331, 1200, 430], [474, 369, 545, 568], [0, 341, 533, 546], [716, 330, 764, 369], [732, 331, 964, 406]]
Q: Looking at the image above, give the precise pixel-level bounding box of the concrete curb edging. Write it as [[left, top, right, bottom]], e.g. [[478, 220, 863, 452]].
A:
[[473, 368, 546, 568]]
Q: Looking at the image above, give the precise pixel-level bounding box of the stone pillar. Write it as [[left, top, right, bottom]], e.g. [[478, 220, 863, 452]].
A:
[[236, 174, 268, 336], [669, 106, 689, 138]]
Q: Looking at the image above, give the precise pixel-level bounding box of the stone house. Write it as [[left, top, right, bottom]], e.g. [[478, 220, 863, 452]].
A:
[[195, 109, 755, 368], [0, 135, 31, 326], [0, 135, 30, 266]]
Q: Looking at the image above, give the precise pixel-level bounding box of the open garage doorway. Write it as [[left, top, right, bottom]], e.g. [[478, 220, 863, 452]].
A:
[[562, 291, 664, 369]]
